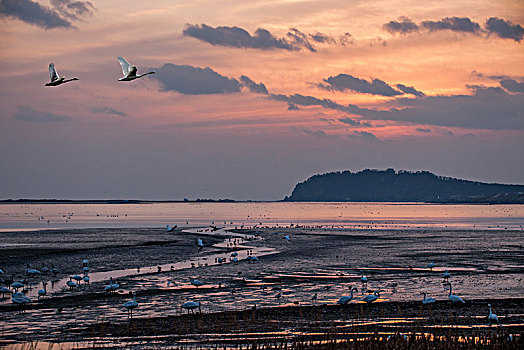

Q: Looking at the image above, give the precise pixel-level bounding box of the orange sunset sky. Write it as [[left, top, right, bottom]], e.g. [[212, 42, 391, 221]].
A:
[[0, 0, 523, 200]]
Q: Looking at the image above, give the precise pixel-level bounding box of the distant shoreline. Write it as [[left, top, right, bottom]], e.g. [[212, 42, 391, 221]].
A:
[[0, 199, 523, 204]]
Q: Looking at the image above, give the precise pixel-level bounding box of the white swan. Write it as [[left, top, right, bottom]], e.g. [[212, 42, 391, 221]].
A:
[[11, 281, 24, 291], [37, 282, 47, 299], [181, 301, 201, 313], [427, 262, 436, 270], [12, 292, 32, 307], [338, 287, 358, 305], [166, 225, 177, 232], [26, 264, 41, 276], [360, 271, 368, 283], [190, 278, 204, 287], [45, 63, 79, 86], [0, 286, 11, 297], [123, 293, 139, 318], [421, 292, 435, 304], [488, 304, 499, 324], [197, 238, 204, 252], [443, 270, 450, 280], [446, 282, 464, 303], [72, 275, 83, 284], [363, 291, 380, 304], [283, 235, 290, 241], [117, 57, 155, 81], [67, 277, 78, 290], [104, 277, 119, 293]]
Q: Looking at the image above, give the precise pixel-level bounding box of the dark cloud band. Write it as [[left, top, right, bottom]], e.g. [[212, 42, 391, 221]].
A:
[[0, 0, 94, 29]]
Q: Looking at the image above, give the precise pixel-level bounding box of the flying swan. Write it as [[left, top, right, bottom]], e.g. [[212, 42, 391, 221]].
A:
[[117, 56, 155, 81], [45, 63, 79, 86]]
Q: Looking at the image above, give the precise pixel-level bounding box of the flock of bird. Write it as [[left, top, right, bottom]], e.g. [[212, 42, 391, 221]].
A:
[[44, 57, 155, 87], [0, 236, 501, 326]]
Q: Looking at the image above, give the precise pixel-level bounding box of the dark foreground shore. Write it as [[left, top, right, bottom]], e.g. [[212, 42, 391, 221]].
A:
[[79, 299, 524, 348]]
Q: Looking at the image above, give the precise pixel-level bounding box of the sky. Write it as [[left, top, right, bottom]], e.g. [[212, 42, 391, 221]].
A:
[[0, 0, 523, 200]]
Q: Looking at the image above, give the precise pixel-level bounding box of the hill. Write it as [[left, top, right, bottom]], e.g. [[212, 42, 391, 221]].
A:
[[284, 169, 524, 203]]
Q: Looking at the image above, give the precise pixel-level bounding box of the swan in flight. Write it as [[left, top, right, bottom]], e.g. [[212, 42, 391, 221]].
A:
[[181, 301, 201, 313], [123, 293, 139, 318], [117, 56, 155, 81], [446, 282, 464, 303], [363, 291, 380, 304], [488, 304, 499, 324], [45, 63, 79, 86], [337, 287, 358, 305], [421, 292, 435, 304]]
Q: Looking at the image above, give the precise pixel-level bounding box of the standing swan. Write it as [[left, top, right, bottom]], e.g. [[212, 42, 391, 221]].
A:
[[488, 304, 499, 325], [117, 57, 155, 81], [363, 291, 380, 304], [338, 287, 358, 305], [123, 293, 139, 319], [446, 282, 464, 303], [45, 63, 79, 86], [360, 271, 367, 284], [181, 301, 201, 314]]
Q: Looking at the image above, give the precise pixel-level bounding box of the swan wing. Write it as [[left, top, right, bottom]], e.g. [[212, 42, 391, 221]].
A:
[[117, 56, 132, 76], [49, 63, 59, 81]]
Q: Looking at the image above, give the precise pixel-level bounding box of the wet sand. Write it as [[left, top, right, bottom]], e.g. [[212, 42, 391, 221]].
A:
[[0, 227, 523, 348]]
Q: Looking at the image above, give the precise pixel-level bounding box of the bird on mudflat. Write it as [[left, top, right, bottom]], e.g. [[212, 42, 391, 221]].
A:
[[363, 291, 380, 304]]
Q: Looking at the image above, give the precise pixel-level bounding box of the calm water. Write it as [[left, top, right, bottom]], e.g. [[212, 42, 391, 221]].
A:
[[1, 202, 523, 232]]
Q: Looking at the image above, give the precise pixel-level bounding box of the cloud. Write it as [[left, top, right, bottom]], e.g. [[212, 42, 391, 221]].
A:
[[347, 131, 377, 141], [271, 85, 523, 130], [0, 0, 71, 28], [239, 75, 268, 94], [383, 17, 419, 35], [499, 79, 524, 93], [384, 16, 523, 41], [183, 24, 316, 51], [396, 83, 425, 97], [0, 0, 94, 29], [358, 86, 524, 130], [90, 107, 127, 117], [421, 17, 481, 33], [293, 127, 329, 138], [151, 63, 241, 95], [319, 74, 402, 96], [14, 106, 70, 122], [287, 103, 300, 111], [486, 17, 524, 42], [50, 0, 94, 21], [287, 28, 316, 52], [369, 36, 387, 46], [338, 117, 371, 127], [416, 128, 432, 133], [309, 32, 336, 44]]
